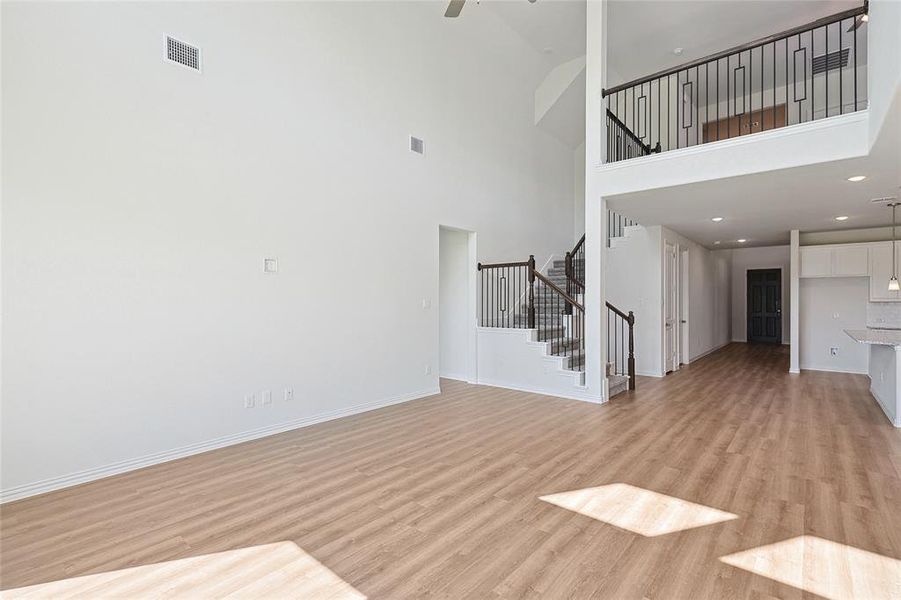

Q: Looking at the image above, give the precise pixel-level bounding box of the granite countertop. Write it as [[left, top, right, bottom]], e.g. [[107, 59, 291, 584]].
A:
[[844, 328, 901, 346]]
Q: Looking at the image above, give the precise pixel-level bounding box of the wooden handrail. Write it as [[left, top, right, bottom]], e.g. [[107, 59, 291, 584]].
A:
[[534, 271, 583, 312], [571, 234, 585, 257], [478, 260, 530, 270], [605, 301, 631, 321], [602, 3, 867, 97], [605, 110, 652, 154]]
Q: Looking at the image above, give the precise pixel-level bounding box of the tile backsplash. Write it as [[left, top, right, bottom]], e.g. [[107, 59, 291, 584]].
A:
[[867, 302, 901, 329]]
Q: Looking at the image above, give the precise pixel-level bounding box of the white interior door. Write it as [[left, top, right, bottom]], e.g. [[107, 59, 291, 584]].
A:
[[664, 243, 677, 373], [680, 249, 690, 365]]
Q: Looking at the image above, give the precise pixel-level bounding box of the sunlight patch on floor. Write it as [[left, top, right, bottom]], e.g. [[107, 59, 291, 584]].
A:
[[3, 541, 365, 599], [720, 535, 901, 600], [538, 483, 738, 537]]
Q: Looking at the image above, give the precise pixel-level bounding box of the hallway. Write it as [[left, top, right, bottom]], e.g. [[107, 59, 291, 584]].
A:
[[2, 344, 899, 598]]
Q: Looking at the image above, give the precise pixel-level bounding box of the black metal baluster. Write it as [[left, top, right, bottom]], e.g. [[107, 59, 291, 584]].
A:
[[853, 16, 858, 111], [727, 54, 731, 138], [839, 20, 843, 114]]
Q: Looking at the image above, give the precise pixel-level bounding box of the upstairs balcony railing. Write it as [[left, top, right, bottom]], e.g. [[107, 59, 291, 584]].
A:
[[602, 2, 869, 163]]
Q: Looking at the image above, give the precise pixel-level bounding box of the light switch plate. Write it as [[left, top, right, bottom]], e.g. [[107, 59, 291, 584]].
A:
[[262, 390, 272, 405], [264, 258, 278, 273]]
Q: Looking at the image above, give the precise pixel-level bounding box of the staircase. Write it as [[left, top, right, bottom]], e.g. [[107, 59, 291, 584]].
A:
[[477, 233, 635, 400]]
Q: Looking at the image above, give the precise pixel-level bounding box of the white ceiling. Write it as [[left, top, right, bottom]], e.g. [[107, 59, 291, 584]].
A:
[[607, 0, 861, 85], [607, 93, 901, 250], [479, 0, 861, 85], [480, 0, 587, 70]]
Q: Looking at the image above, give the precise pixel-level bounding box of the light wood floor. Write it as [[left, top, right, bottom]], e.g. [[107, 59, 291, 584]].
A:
[[2, 343, 900, 598]]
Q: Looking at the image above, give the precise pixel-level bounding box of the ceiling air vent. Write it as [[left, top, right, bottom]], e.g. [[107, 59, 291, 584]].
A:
[[812, 48, 849, 75], [165, 36, 201, 72]]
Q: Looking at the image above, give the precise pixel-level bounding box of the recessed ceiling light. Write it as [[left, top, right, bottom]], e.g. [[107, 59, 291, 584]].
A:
[[737, 239, 747, 243], [713, 241, 721, 245], [847, 175, 867, 182], [711, 217, 724, 222], [835, 215, 850, 221], [673, 47, 684, 55]]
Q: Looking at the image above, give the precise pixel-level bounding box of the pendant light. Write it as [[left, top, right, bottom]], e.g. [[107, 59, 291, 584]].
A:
[[890, 202, 900, 291]]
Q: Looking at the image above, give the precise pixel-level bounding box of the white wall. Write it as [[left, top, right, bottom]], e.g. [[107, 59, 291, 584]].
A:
[[662, 228, 731, 362], [606, 225, 730, 376], [799, 277, 869, 373], [728, 245, 792, 344], [439, 228, 470, 381], [1, 2, 576, 498], [606, 226, 662, 376], [574, 141, 586, 240], [867, 0, 901, 145]]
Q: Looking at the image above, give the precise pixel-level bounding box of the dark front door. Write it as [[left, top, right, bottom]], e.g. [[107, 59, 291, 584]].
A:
[[747, 269, 782, 343]]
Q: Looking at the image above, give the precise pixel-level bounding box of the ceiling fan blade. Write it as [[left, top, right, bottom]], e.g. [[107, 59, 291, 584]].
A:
[[445, 0, 465, 18]]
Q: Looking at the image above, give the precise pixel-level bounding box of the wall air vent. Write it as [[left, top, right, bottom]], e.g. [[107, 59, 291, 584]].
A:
[[812, 48, 850, 75], [410, 136, 424, 155], [165, 36, 201, 72]]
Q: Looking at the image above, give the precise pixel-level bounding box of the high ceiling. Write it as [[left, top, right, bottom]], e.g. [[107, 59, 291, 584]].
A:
[[478, 0, 861, 84], [480, 0, 587, 70], [607, 0, 860, 85]]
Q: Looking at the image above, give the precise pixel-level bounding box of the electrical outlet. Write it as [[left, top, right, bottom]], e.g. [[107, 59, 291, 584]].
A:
[[284, 387, 294, 401], [830, 347, 839, 356], [244, 394, 255, 408], [262, 390, 272, 405], [425, 364, 432, 375]]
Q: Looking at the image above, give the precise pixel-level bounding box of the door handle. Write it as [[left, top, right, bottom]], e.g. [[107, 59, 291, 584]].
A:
[[681, 320, 687, 324]]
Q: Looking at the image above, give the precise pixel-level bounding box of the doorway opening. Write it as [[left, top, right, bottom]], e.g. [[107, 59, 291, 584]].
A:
[[747, 268, 782, 344], [439, 226, 477, 383], [664, 242, 678, 373], [680, 248, 690, 366]]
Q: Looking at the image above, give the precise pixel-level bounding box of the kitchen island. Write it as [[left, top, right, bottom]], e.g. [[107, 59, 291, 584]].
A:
[[845, 329, 901, 427]]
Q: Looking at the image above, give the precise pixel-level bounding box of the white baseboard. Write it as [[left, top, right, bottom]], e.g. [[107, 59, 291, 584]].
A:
[[636, 370, 664, 378], [869, 384, 901, 428], [0, 386, 440, 504], [799, 365, 869, 375], [475, 378, 605, 405], [688, 341, 731, 363], [439, 372, 469, 382]]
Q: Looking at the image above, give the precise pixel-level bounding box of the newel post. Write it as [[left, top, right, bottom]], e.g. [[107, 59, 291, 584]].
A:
[[627, 311, 636, 390], [527, 255, 536, 329]]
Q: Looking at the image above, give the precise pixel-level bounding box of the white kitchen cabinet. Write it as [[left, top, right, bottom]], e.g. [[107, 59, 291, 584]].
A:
[[800, 243, 871, 279], [869, 241, 900, 302], [800, 246, 832, 278], [832, 245, 869, 276]]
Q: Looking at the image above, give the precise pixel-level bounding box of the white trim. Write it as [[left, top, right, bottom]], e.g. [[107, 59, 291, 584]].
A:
[[636, 370, 664, 378], [799, 365, 869, 375], [869, 384, 901, 428], [475, 379, 605, 405], [0, 387, 440, 504], [439, 373, 470, 383], [688, 341, 731, 363], [595, 111, 868, 173]]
